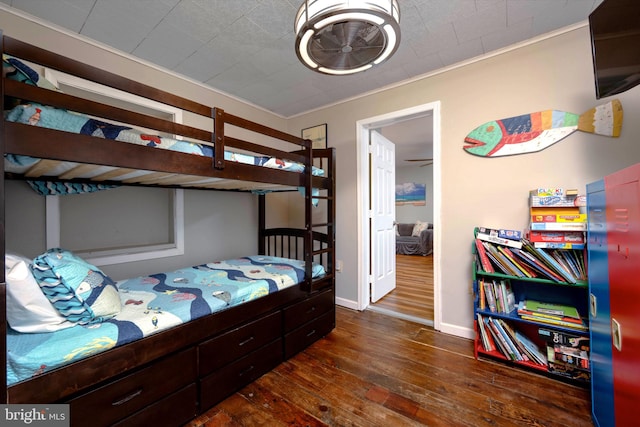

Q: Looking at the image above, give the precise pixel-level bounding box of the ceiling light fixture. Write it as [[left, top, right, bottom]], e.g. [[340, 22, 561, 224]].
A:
[[294, 0, 400, 76]]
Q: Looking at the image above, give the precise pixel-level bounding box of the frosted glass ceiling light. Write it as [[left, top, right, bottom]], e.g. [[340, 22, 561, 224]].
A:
[[295, 0, 400, 75]]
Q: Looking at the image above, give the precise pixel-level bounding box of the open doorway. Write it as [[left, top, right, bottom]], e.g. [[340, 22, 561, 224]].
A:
[[356, 102, 442, 330], [373, 116, 434, 325]]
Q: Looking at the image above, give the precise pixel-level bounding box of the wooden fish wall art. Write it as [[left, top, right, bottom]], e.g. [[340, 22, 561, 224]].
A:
[[463, 99, 623, 157]]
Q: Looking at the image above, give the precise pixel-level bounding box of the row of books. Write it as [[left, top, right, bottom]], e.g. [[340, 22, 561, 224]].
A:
[[477, 313, 591, 380], [523, 239, 586, 283], [478, 278, 515, 314], [475, 231, 586, 283], [517, 299, 588, 332], [477, 279, 589, 333], [476, 313, 547, 365]]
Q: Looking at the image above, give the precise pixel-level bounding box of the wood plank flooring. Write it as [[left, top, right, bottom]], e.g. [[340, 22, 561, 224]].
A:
[[371, 254, 433, 322], [187, 307, 592, 427]]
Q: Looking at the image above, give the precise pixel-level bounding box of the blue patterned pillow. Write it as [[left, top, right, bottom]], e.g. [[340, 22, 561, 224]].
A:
[[3, 55, 39, 110], [31, 248, 121, 325], [2, 56, 39, 85]]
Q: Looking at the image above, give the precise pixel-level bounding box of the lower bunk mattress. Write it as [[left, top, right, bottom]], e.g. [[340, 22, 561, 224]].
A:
[[6, 254, 325, 386]]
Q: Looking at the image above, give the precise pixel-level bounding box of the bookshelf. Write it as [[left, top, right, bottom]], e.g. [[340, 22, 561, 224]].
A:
[[472, 228, 590, 384]]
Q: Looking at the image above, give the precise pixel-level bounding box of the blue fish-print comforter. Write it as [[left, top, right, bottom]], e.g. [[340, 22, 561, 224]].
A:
[[6, 256, 325, 386]]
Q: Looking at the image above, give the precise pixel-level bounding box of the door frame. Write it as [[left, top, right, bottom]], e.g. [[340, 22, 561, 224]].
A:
[[356, 101, 442, 330]]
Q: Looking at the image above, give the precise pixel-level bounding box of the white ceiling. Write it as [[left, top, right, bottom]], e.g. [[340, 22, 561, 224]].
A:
[[0, 0, 604, 163]]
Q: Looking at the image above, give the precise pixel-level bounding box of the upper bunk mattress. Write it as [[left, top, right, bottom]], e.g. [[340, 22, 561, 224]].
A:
[[6, 255, 325, 386], [4, 103, 323, 185]]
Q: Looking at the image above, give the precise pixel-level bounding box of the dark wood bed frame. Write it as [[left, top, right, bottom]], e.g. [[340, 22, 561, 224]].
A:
[[1, 30, 335, 426]]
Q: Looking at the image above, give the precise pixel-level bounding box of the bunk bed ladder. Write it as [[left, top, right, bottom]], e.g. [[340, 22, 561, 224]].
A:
[[306, 147, 336, 293], [303, 139, 314, 292], [257, 147, 335, 294]]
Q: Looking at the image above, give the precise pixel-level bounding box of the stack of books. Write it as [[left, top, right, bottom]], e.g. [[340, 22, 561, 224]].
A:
[[528, 188, 586, 249], [476, 313, 547, 365], [517, 300, 587, 331]]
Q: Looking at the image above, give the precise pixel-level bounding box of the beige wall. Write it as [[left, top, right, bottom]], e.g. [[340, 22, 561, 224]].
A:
[[288, 26, 640, 337], [3, 8, 640, 338]]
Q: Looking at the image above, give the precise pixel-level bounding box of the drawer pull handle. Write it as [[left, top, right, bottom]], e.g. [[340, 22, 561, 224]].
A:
[[112, 388, 143, 406], [306, 329, 317, 337], [239, 365, 255, 377], [306, 306, 317, 314], [239, 336, 255, 347]]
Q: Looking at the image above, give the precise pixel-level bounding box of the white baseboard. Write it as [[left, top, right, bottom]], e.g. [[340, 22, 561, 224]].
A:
[[438, 321, 474, 340], [335, 296, 359, 311]]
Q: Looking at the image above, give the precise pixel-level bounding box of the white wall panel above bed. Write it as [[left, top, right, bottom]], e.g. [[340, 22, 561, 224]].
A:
[[5, 181, 261, 282], [48, 187, 184, 266]]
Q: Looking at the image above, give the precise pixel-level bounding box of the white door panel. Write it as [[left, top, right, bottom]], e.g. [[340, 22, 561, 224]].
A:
[[371, 130, 396, 302]]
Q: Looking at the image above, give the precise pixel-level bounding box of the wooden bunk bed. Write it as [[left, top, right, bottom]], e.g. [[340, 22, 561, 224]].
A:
[[1, 31, 335, 426]]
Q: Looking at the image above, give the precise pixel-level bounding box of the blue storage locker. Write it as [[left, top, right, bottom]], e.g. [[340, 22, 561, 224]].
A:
[[587, 179, 614, 427]]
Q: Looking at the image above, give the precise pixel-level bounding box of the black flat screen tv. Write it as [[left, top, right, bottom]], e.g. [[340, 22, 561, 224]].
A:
[[589, 0, 640, 99]]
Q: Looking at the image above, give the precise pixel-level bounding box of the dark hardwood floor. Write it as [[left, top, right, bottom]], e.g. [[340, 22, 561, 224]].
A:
[[188, 307, 592, 427], [371, 254, 433, 323]]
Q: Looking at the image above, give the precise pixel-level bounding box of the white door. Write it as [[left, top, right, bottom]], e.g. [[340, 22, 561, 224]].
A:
[[370, 130, 396, 302]]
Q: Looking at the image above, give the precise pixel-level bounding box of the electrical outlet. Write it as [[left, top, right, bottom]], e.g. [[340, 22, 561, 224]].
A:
[[336, 260, 343, 272]]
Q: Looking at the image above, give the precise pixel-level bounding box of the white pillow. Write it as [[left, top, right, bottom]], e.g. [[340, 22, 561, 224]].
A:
[[5, 253, 74, 332], [412, 221, 429, 237]]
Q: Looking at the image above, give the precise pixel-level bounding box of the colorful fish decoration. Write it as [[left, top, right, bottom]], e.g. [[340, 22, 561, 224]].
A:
[[463, 99, 623, 157]]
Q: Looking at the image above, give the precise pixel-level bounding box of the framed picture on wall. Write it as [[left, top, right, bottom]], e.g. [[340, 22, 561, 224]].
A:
[[302, 123, 327, 148], [396, 182, 426, 206]]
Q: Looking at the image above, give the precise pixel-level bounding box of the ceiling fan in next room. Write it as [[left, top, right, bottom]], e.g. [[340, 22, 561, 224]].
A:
[[405, 158, 433, 167]]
